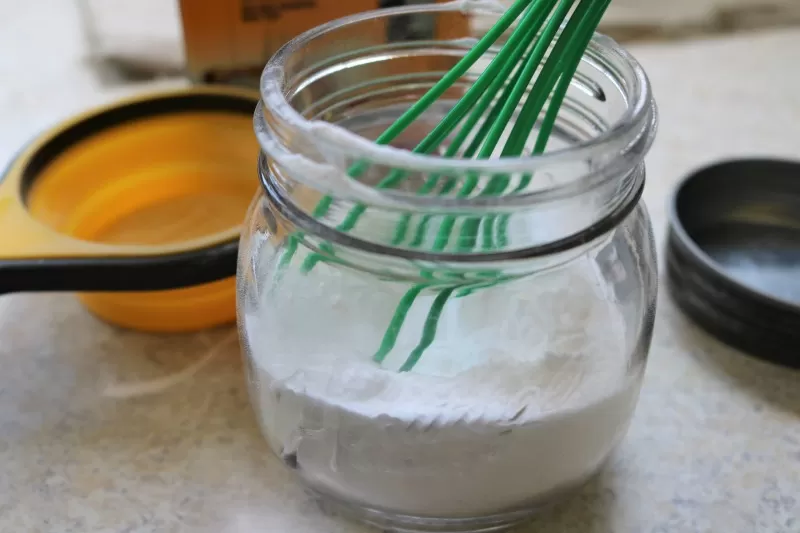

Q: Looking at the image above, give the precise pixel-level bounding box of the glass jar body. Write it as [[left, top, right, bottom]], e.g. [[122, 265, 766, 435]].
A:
[[239, 4, 658, 531], [238, 187, 657, 529]]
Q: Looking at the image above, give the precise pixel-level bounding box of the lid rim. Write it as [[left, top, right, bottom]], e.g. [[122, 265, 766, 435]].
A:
[[667, 249, 800, 335], [666, 269, 800, 370], [665, 158, 800, 369], [667, 158, 800, 315]]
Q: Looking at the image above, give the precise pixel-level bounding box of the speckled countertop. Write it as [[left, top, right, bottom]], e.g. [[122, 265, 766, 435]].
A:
[[1, 2, 799, 531]]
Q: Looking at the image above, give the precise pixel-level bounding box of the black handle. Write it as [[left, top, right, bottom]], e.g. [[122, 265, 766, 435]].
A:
[[0, 240, 239, 295]]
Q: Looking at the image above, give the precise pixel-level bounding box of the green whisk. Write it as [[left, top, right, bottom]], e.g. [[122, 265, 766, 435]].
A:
[[280, 0, 613, 371]]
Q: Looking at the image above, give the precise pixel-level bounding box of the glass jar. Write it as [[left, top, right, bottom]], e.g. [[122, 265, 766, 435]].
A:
[[238, 3, 658, 532]]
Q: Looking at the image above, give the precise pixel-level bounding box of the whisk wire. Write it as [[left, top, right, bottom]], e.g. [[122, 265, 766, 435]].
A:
[[444, 0, 582, 254], [369, 0, 535, 148], [272, 0, 613, 370], [300, 0, 549, 273], [389, 9, 548, 247], [493, 0, 612, 246], [393, 0, 613, 369], [460, 0, 593, 252], [391, 2, 554, 249]]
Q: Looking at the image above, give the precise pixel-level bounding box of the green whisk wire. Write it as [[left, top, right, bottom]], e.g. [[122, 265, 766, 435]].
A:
[[372, 0, 612, 370], [446, 0, 581, 254], [494, 0, 612, 246], [458, 0, 610, 255], [372, 2, 558, 365], [390, 0, 556, 247], [292, 0, 535, 272], [275, 0, 613, 371], [454, 0, 613, 302]]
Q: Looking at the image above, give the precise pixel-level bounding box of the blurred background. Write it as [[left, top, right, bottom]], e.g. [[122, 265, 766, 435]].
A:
[[2, 0, 799, 165]]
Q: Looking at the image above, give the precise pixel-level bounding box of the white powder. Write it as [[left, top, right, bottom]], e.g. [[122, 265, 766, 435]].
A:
[[243, 248, 643, 517]]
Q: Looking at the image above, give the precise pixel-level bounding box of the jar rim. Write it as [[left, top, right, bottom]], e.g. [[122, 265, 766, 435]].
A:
[[257, 0, 656, 189], [259, 151, 647, 263]]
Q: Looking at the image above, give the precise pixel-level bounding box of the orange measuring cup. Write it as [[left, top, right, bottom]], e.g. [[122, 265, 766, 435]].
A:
[[0, 87, 260, 332]]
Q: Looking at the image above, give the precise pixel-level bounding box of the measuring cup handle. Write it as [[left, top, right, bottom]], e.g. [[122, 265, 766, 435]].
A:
[[0, 192, 238, 294], [0, 244, 239, 295]]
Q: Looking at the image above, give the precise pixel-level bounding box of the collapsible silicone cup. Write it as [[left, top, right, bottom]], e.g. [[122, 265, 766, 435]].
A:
[[0, 87, 260, 332]]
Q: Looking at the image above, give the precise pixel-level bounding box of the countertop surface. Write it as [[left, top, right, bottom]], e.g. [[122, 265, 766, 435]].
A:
[[1, 2, 799, 531]]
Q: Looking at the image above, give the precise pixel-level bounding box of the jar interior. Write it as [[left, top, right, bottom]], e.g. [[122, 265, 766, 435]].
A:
[[256, 6, 652, 259], [276, 7, 634, 196]]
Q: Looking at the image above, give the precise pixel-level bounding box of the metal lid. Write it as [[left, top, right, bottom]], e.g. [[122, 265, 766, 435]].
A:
[[666, 159, 800, 369]]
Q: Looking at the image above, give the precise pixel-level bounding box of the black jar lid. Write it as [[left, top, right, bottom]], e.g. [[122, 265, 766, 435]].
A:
[[666, 158, 800, 369]]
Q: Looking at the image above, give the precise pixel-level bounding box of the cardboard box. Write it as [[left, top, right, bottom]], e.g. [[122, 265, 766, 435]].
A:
[[179, 0, 469, 85]]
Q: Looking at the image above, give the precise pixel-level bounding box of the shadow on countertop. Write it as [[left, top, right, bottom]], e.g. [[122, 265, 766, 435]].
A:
[[668, 301, 800, 418], [517, 470, 618, 533]]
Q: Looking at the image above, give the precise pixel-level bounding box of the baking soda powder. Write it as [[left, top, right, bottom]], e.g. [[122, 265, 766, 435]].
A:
[[243, 255, 642, 517]]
